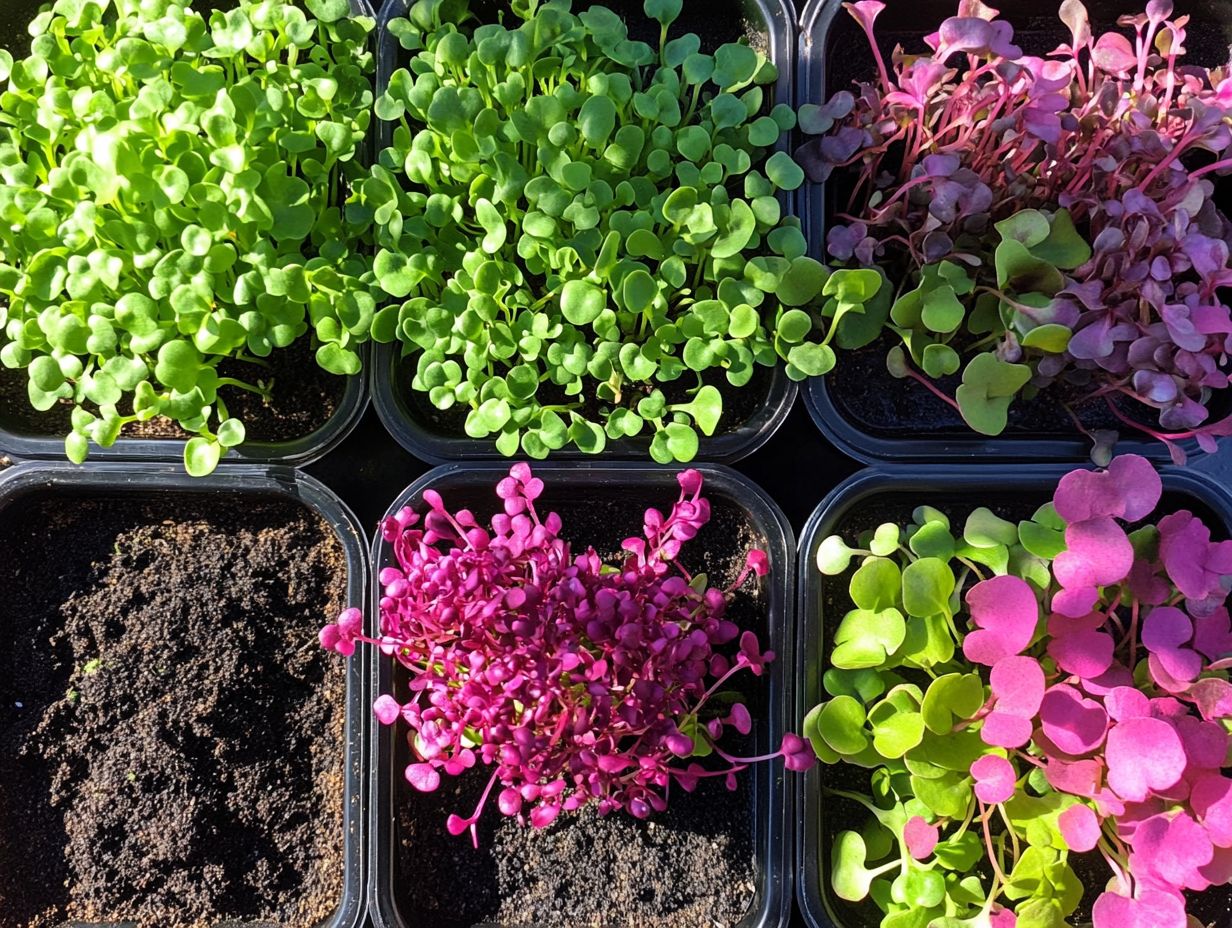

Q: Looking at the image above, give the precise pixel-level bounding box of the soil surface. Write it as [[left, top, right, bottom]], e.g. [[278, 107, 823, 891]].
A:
[[824, 337, 1133, 439], [0, 338, 346, 444], [812, 490, 1232, 928], [392, 491, 768, 928], [0, 493, 349, 928]]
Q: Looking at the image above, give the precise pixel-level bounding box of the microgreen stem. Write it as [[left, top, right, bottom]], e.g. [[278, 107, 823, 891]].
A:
[[979, 801, 1007, 885]]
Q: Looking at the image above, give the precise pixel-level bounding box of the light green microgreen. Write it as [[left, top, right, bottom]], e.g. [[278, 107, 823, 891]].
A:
[[0, 0, 375, 473]]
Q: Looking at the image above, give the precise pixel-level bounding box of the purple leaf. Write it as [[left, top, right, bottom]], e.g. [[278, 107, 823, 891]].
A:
[[1045, 756, 1103, 796], [1158, 510, 1232, 603], [963, 575, 1039, 666], [1092, 887, 1187, 928], [1129, 812, 1214, 891], [1046, 611, 1115, 678], [1105, 717, 1187, 801], [1053, 454, 1162, 523], [1191, 773, 1232, 848], [1141, 605, 1203, 683], [842, 0, 885, 35], [407, 762, 442, 792], [1059, 802, 1101, 851], [1040, 683, 1109, 755], [1094, 29, 1144, 74], [982, 656, 1045, 748], [904, 815, 940, 859], [971, 754, 1017, 804]]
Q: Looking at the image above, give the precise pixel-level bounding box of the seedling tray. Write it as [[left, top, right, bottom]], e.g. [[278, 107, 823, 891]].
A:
[[367, 0, 799, 465], [366, 462, 796, 928], [0, 461, 369, 928], [794, 0, 1232, 464], [793, 463, 1232, 928], [0, 0, 376, 470]]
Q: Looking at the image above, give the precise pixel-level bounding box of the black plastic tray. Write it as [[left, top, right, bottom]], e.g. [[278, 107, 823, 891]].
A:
[[0, 460, 370, 928], [793, 463, 1232, 928], [794, 0, 1232, 464], [368, 0, 798, 465], [366, 462, 797, 928], [0, 0, 377, 470]]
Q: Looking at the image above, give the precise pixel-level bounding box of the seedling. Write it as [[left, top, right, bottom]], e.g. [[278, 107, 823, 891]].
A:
[[797, 0, 1232, 460], [0, 0, 375, 473], [807, 454, 1232, 928], [355, 0, 880, 461], [322, 465, 813, 843]]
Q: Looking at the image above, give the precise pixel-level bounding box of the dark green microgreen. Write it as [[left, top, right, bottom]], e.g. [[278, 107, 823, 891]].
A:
[[359, 0, 874, 462]]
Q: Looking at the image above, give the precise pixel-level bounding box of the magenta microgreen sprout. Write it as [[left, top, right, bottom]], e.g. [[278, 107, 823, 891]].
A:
[[806, 454, 1232, 928], [796, 0, 1232, 461], [322, 465, 811, 844]]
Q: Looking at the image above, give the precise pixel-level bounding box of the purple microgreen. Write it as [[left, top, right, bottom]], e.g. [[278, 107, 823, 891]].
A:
[[904, 814, 940, 860], [962, 575, 1039, 666], [807, 452, 1232, 928], [1059, 802, 1101, 851], [324, 466, 810, 842], [971, 754, 1016, 804], [798, 0, 1232, 455]]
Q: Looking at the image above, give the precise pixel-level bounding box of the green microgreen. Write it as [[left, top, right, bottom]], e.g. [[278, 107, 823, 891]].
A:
[[356, 0, 880, 461], [0, 0, 375, 473]]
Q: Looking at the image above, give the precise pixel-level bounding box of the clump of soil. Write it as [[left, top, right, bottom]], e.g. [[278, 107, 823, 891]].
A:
[[0, 492, 350, 928], [391, 491, 769, 928], [0, 338, 346, 444]]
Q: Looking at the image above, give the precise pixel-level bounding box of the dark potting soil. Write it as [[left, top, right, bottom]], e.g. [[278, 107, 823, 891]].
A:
[[0, 338, 345, 444], [825, 337, 1131, 439], [812, 491, 1232, 928], [392, 494, 767, 928], [397, 352, 777, 447], [0, 493, 349, 928]]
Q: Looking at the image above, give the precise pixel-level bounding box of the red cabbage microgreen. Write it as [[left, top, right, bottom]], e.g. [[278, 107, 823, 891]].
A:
[[322, 465, 811, 844], [807, 454, 1232, 928], [796, 0, 1232, 461]]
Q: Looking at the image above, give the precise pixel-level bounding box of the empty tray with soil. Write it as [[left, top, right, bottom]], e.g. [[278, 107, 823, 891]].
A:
[[0, 464, 365, 928], [795, 464, 1232, 928], [364, 465, 796, 928]]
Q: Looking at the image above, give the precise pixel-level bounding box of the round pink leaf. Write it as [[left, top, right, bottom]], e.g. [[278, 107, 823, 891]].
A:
[[981, 711, 1034, 749], [963, 575, 1040, 666], [1130, 812, 1214, 890], [406, 762, 441, 793], [1057, 517, 1134, 589], [904, 815, 940, 860], [1047, 627, 1115, 679], [1053, 455, 1160, 523], [1059, 803, 1101, 851], [990, 655, 1046, 716], [1044, 757, 1103, 797], [1040, 684, 1109, 756], [1191, 774, 1232, 848], [1105, 686, 1150, 721], [1141, 606, 1203, 683], [1091, 888, 1186, 928], [971, 754, 1017, 804], [373, 694, 402, 725], [1105, 717, 1187, 801]]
